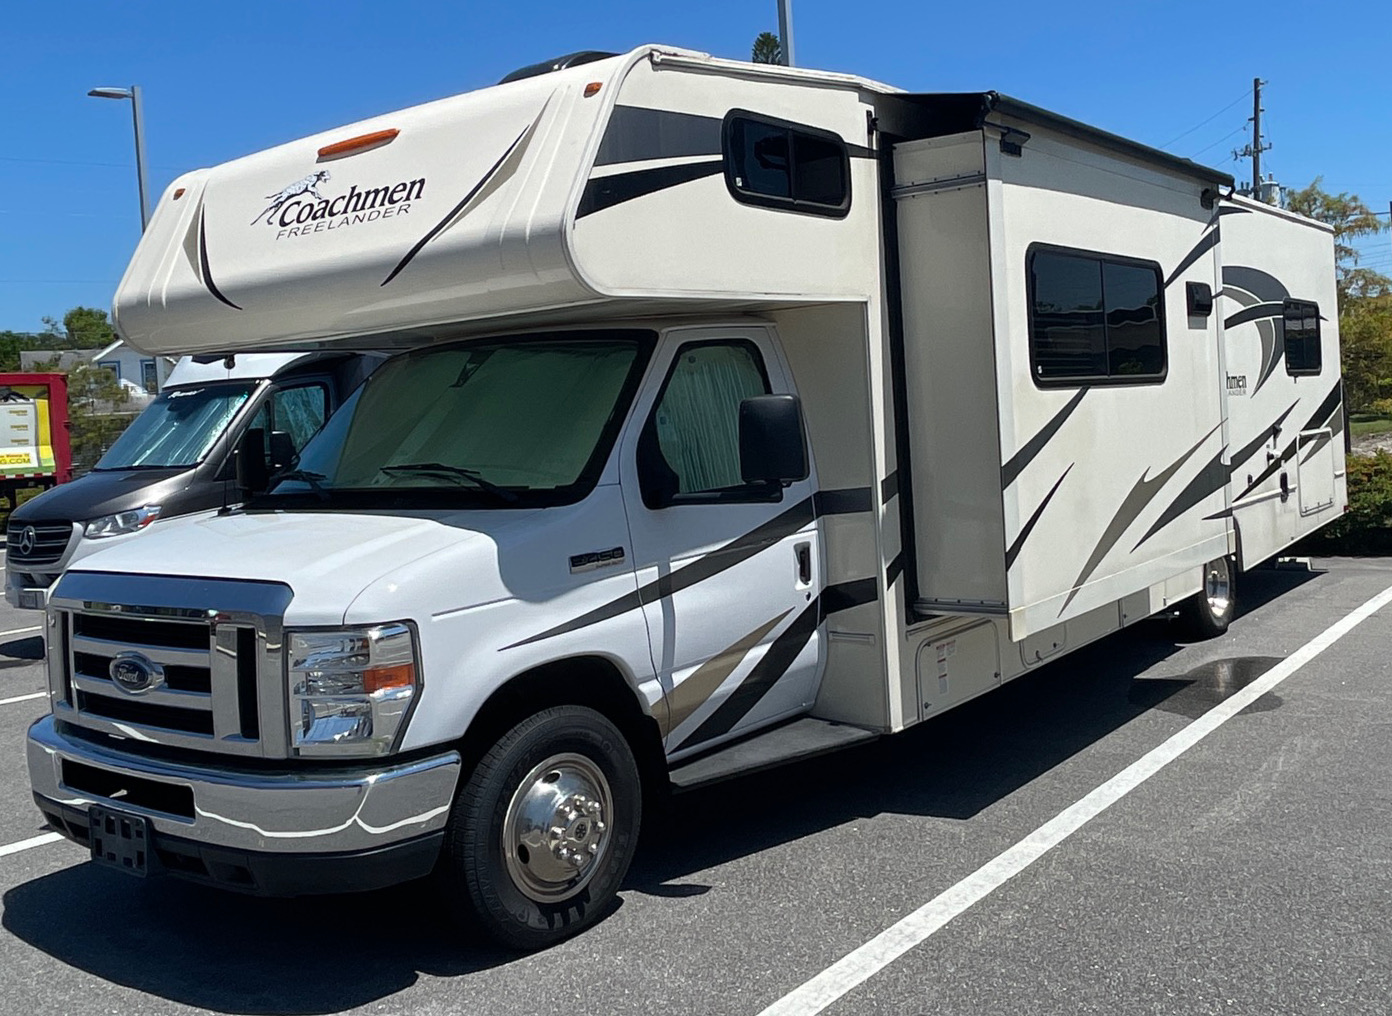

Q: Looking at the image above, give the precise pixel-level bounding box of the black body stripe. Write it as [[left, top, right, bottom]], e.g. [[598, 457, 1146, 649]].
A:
[[1301, 431, 1334, 463], [1229, 401, 1298, 472], [1001, 388, 1087, 489], [1164, 228, 1218, 287], [1132, 451, 1228, 551], [1224, 301, 1285, 329], [821, 577, 878, 616], [1005, 464, 1072, 570], [880, 471, 899, 503], [1060, 423, 1222, 615], [382, 128, 528, 286], [1222, 265, 1289, 303], [197, 210, 241, 310], [594, 106, 722, 166], [675, 597, 822, 752], [503, 496, 816, 650], [886, 551, 906, 588], [576, 160, 723, 218], [814, 487, 874, 515], [1218, 205, 1253, 217]]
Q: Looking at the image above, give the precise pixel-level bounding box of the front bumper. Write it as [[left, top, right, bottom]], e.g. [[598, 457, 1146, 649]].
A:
[[27, 715, 461, 894], [5, 567, 53, 610]]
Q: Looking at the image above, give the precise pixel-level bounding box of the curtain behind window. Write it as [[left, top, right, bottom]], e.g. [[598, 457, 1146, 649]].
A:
[[654, 343, 768, 494]]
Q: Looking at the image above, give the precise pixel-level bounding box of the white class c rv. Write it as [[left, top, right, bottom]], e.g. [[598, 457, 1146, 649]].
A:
[[28, 45, 1345, 949]]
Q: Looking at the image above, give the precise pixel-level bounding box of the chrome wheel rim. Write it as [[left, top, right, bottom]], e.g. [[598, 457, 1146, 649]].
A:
[[1205, 559, 1232, 619], [502, 752, 613, 903]]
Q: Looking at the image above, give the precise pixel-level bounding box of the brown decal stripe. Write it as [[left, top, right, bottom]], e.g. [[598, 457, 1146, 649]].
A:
[[674, 598, 823, 752], [664, 610, 791, 736], [1060, 423, 1221, 615]]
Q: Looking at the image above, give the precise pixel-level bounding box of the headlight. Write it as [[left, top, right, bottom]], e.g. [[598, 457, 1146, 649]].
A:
[[287, 623, 420, 757], [84, 505, 161, 539]]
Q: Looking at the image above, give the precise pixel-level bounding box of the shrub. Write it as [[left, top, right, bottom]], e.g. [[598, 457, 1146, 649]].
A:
[[1295, 451, 1392, 555]]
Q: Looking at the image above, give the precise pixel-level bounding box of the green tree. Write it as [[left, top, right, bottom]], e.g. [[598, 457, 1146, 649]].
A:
[[752, 32, 782, 64], [1285, 178, 1390, 301], [65, 361, 133, 473], [38, 306, 116, 350]]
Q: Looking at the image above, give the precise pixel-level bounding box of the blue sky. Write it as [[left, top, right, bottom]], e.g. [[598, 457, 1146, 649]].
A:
[[2, 0, 1388, 332]]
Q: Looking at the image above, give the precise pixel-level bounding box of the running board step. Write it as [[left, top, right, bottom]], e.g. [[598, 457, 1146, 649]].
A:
[[668, 717, 879, 791]]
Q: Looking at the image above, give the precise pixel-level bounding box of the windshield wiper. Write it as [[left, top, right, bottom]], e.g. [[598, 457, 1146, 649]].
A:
[[271, 468, 330, 500], [378, 462, 519, 503]]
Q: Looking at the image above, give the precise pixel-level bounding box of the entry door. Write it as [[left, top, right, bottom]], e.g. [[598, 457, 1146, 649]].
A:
[[619, 326, 823, 758]]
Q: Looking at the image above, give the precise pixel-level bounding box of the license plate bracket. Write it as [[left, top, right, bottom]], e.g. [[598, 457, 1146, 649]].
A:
[[89, 805, 152, 877]]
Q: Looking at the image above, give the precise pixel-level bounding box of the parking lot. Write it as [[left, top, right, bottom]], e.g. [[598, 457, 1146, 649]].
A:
[[0, 555, 1389, 1015]]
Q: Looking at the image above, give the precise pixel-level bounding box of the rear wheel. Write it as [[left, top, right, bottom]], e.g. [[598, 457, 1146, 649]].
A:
[[441, 705, 641, 950], [1178, 556, 1236, 639]]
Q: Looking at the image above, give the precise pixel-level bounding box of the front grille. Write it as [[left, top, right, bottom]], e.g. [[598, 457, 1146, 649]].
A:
[[48, 571, 292, 758], [61, 609, 262, 753], [6, 520, 74, 567]]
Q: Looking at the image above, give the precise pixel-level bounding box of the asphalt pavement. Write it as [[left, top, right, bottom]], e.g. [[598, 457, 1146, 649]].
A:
[[0, 556, 1389, 1015]]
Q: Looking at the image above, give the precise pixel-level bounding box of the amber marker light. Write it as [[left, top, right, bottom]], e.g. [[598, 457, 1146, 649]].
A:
[[173, 187, 186, 199], [363, 662, 417, 694], [317, 128, 399, 160], [584, 82, 602, 97]]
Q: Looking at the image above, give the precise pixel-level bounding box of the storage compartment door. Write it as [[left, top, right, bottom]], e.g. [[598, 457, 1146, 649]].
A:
[[1297, 429, 1335, 516]]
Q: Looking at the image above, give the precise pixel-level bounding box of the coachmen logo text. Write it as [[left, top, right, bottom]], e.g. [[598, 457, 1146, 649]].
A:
[[252, 170, 426, 241]]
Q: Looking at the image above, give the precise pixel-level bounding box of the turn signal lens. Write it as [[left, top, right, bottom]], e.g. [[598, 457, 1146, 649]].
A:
[[583, 82, 602, 97], [363, 662, 416, 694]]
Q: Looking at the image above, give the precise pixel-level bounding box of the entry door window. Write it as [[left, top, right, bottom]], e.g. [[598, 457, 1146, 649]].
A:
[[641, 340, 770, 505]]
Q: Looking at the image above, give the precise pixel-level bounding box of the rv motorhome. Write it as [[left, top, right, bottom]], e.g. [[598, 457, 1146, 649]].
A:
[[28, 45, 1344, 949]]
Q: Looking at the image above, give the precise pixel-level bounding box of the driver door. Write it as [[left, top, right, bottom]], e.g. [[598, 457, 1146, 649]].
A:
[[619, 326, 824, 758]]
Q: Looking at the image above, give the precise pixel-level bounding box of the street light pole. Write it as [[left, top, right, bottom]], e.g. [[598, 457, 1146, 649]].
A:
[[87, 85, 151, 231], [777, 0, 796, 67]]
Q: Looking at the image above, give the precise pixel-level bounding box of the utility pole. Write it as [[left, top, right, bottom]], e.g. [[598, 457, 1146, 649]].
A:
[[1233, 78, 1270, 194], [777, 0, 796, 67]]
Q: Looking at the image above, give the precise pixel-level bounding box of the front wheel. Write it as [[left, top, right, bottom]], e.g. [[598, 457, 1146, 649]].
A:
[[1177, 556, 1236, 640], [440, 705, 641, 950]]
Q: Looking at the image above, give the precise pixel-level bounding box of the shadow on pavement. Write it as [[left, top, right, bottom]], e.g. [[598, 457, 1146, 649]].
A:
[[0, 566, 1324, 1012]]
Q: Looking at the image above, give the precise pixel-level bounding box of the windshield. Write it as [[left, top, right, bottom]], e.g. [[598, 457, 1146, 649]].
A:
[[95, 382, 257, 470], [261, 331, 652, 509]]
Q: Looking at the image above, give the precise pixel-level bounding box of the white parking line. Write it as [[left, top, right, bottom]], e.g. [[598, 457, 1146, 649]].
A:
[[0, 691, 46, 707], [0, 626, 41, 639], [0, 832, 63, 859], [758, 582, 1392, 1016]]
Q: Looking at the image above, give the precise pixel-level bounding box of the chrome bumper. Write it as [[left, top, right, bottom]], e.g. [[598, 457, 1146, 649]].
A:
[[27, 715, 461, 855]]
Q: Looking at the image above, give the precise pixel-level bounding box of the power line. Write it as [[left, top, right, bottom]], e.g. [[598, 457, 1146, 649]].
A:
[[1190, 122, 1248, 160], [1159, 86, 1254, 149]]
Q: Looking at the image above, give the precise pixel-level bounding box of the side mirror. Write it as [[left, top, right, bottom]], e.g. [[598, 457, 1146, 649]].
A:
[[235, 427, 269, 495], [268, 430, 296, 474], [740, 394, 809, 486]]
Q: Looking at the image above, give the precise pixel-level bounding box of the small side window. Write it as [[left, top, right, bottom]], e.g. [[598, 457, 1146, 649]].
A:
[[1283, 299, 1321, 376], [724, 112, 849, 217], [639, 341, 773, 507]]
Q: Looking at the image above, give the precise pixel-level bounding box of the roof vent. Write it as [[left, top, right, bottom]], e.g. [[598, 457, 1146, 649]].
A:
[[498, 51, 617, 85]]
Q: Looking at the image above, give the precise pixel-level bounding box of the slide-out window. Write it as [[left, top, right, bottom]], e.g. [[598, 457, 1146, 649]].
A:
[[1283, 299, 1321, 375], [1027, 246, 1167, 387], [723, 112, 850, 217]]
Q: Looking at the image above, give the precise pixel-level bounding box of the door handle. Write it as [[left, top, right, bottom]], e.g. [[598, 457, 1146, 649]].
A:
[[795, 542, 812, 585]]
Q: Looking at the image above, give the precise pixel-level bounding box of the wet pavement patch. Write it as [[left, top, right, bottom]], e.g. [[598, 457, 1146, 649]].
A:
[[1131, 656, 1284, 719]]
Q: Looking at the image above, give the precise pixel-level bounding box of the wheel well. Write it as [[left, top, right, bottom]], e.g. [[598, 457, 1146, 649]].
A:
[[459, 656, 668, 807]]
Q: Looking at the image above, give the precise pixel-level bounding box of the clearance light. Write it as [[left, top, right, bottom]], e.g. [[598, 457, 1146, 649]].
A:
[[317, 128, 399, 160], [583, 82, 602, 97], [173, 187, 186, 200]]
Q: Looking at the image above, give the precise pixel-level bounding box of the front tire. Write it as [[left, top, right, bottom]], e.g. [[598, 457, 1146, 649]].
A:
[[441, 705, 641, 950], [1178, 556, 1236, 640]]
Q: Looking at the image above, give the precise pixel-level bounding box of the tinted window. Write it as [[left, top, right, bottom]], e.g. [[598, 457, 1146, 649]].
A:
[[1029, 248, 1166, 386], [642, 341, 771, 504], [725, 114, 849, 216], [1283, 299, 1321, 375]]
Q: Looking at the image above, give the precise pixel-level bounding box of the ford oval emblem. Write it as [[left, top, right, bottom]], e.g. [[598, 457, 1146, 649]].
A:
[[109, 652, 165, 695], [18, 526, 37, 556]]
